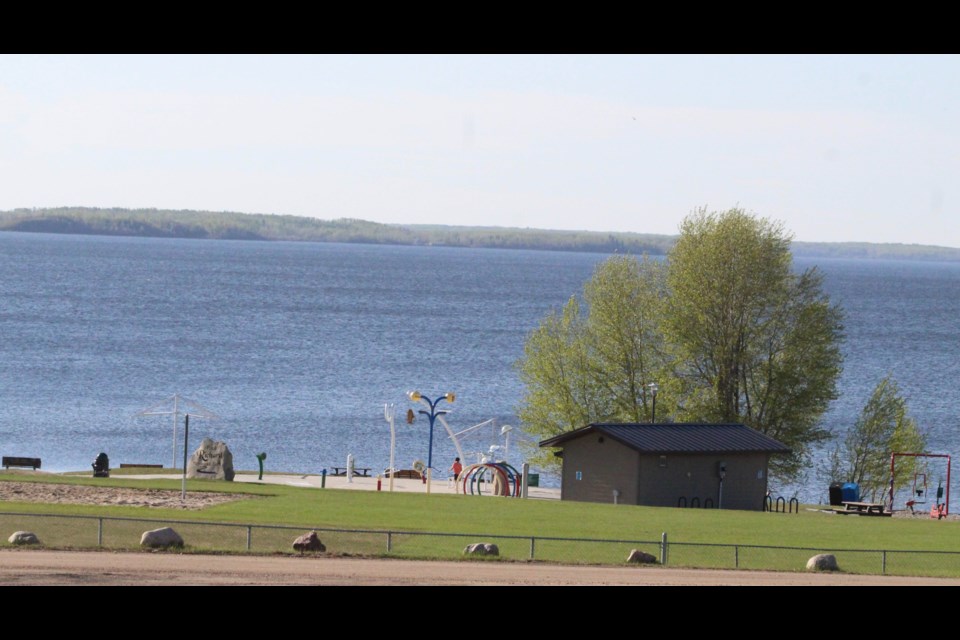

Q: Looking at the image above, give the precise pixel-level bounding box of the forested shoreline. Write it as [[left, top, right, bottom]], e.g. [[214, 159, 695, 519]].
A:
[[1, 206, 957, 262]]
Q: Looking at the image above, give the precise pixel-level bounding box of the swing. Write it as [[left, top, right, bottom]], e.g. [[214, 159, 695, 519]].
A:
[[913, 472, 928, 504]]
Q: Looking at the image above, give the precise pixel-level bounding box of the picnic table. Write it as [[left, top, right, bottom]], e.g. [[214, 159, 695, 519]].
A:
[[330, 466, 371, 477], [840, 501, 890, 516]]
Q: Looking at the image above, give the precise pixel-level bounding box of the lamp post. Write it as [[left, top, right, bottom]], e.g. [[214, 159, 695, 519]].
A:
[[407, 390, 455, 473], [647, 382, 659, 423], [385, 403, 396, 492], [500, 424, 513, 460]]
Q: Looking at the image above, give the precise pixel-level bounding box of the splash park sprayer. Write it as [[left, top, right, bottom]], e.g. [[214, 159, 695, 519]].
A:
[[458, 461, 523, 497]]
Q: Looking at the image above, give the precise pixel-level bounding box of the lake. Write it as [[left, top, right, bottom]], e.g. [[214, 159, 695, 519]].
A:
[[2, 231, 959, 506]]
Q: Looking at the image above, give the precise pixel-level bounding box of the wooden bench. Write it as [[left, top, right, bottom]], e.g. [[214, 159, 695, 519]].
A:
[[119, 463, 164, 469], [384, 469, 421, 480], [3, 456, 41, 470]]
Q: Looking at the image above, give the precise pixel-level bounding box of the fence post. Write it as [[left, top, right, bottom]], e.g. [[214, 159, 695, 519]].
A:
[[387, 532, 392, 553], [246, 526, 252, 551], [660, 532, 668, 565], [735, 545, 739, 568], [98, 517, 103, 547], [529, 537, 535, 560], [882, 550, 887, 575]]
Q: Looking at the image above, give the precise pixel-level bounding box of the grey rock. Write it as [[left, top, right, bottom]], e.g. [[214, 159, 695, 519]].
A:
[[626, 549, 657, 564], [806, 553, 839, 571], [463, 542, 500, 556], [293, 531, 326, 553], [140, 527, 184, 548], [8, 531, 40, 545], [186, 438, 235, 481]]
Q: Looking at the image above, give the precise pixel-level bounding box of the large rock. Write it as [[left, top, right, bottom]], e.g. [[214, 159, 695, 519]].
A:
[[292, 531, 326, 553], [626, 549, 657, 564], [187, 438, 234, 481], [806, 554, 839, 571], [463, 542, 499, 556], [140, 527, 184, 548], [8, 531, 40, 545]]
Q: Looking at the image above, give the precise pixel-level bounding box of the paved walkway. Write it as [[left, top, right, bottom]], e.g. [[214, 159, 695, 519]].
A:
[[130, 471, 561, 500]]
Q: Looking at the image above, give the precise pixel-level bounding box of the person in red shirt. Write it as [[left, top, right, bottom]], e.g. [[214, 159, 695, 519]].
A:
[[450, 457, 463, 480]]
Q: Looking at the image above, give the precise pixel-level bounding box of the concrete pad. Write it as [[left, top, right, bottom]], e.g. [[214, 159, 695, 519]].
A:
[[123, 471, 559, 499]]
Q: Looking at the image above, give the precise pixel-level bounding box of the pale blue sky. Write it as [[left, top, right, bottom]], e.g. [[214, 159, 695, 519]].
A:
[[1, 54, 957, 247]]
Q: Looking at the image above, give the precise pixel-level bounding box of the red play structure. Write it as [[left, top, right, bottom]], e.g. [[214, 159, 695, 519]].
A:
[[889, 452, 951, 519]]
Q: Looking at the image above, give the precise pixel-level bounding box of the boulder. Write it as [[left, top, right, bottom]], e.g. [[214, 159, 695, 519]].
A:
[[8, 531, 39, 545], [626, 549, 657, 564], [806, 553, 839, 571], [186, 438, 234, 481], [140, 527, 184, 549], [463, 542, 499, 556], [293, 531, 326, 553]]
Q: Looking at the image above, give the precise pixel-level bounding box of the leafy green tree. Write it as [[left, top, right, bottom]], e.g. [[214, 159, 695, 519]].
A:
[[830, 374, 926, 502], [516, 255, 669, 469], [582, 255, 670, 423], [516, 207, 845, 483], [663, 207, 845, 479]]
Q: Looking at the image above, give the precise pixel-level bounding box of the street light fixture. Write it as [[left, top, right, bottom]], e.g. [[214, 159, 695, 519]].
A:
[[647, 382, 659, 423], [407, 390, 455, 473]]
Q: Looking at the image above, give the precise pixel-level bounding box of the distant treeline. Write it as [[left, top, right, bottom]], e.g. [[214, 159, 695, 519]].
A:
[[1, 207, 958, 262]]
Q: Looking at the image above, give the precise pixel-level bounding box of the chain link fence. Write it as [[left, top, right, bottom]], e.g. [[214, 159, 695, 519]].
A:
[[2, 511, 959, 578]]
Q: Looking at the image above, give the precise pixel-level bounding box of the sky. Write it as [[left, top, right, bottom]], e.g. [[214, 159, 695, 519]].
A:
[[1, 53, 958, 248]]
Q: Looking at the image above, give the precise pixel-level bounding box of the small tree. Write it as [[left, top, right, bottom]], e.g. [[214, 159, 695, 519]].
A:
[[833, 374, 926, 502]]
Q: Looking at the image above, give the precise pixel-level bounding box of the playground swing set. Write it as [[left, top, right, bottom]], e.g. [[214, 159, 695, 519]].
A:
[[890, 452, 950, 520]]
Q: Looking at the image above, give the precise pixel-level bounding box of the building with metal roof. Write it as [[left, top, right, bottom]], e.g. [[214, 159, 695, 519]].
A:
[[539, 423, 790, 510]]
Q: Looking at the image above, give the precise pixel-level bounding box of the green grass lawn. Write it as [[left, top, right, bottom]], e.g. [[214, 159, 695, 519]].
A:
[[0, 470, 955, 549]]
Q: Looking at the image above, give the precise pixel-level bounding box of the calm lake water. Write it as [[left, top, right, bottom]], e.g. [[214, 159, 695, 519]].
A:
[[2, 231, 959, 505]]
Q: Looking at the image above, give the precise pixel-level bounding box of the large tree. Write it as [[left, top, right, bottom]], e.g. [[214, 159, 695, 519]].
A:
[[516, 207, 845, 483], [663, 207, 845, 479]]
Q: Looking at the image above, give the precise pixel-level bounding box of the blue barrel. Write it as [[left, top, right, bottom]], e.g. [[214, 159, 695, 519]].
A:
[[841, 482, 860, 502]]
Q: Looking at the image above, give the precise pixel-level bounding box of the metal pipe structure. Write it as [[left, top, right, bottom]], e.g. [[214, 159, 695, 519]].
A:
[[890, 452, 951, 515], [407, 391, 455, 473]]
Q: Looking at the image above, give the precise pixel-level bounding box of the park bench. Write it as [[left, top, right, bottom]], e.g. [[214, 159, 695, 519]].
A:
[[384, 469, 421, 480], [3, 456, 41, 470], [119, 463, 164, 469]]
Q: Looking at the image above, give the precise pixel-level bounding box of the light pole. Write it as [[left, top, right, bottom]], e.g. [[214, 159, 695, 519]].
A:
[[385, 403, 396, 492], [647, 382, 659, 423], [407, 390, 455, 473], [500, 424, 513, 460]]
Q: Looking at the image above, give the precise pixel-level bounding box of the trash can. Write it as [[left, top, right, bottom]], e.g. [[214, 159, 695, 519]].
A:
[[92, 452, 109, 478], [841, 482, 860, 503], [829, 481, 844, 506]]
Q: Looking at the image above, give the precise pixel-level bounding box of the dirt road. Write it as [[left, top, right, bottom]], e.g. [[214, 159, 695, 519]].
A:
[[1, 549, 957, 586]]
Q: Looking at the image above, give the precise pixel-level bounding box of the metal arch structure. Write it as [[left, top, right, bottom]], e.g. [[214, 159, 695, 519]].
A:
[[889, 452, 951, 516], [458, 461, 522, 497], [133, 394, 220, 469]]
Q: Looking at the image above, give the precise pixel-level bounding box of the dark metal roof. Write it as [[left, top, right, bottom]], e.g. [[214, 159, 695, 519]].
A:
[[539, 423, 791, 454]]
